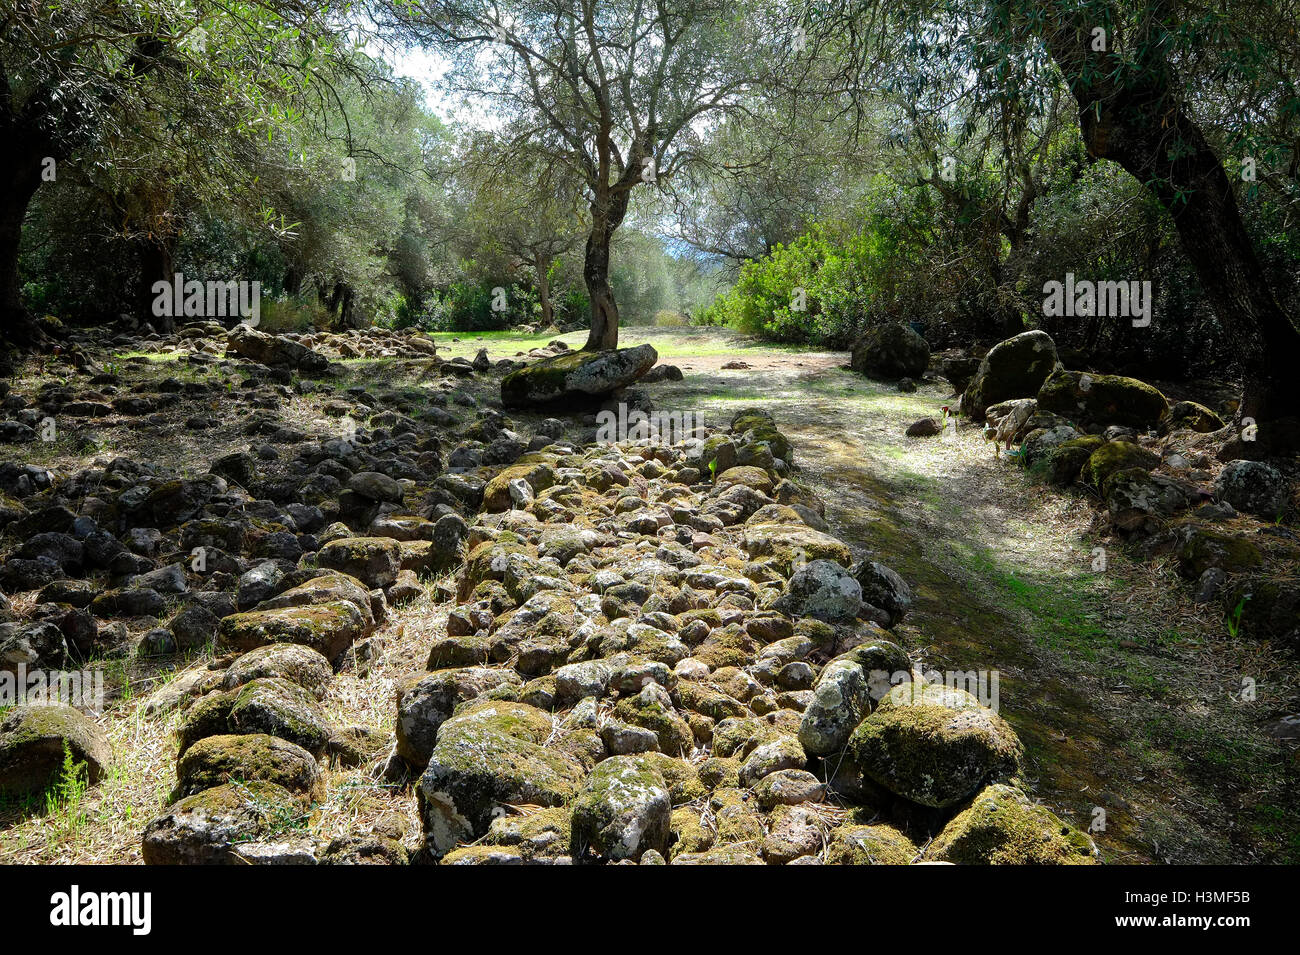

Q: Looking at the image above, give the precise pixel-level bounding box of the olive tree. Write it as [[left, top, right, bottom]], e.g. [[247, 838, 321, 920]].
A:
[[382, 0, 798, 349], [0, 1, 355, 344]]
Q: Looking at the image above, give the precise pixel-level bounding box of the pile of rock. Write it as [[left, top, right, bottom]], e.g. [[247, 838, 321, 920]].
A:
[[926, 329, 1298, 649], [399, 407, 1097, 864]]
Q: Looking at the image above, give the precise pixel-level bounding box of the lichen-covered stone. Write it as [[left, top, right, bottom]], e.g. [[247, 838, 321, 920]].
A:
[[1214, 460, 1289, 519], [570, 754, 672, 861], [799, 658, 873, 757], [141, 781, 308, 865], [772, 559, 862, 622], [418, 701, 584, 857]]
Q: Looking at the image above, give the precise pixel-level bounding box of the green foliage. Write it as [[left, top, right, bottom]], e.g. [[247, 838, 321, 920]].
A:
[[43, 741, 90, 842], [1226, 594, 1251, 639], [698, 216, 892, 346]]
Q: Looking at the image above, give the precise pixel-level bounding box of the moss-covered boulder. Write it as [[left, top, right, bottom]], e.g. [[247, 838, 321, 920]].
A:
[[313, 537, 401, 588], [824, 823, 917, 865], [482, 462, 556, 513], [962, 330, 1061, 420], [141, 781, 309, 865], [1161, 400, 1225, 435], [1176, 526, 1263, 579], [501, 344, 658, 407], [849, 682, 1022, 809], [730, 408, 793, 465], [1037, 369, 1169, 429], [255, 571, 375, 627], [480, 805, 572, 860], [173, 733, 323, 801], [418, 700, 585, 857], [1043, 435, 1104, 485], [850, 324, 930, 380], [742, 524, 853, 575], [217, 601, 367, 666], [221, 643, 334, 700], [0, 704, 111, 795], [178, 677, 330, 758], [927, 783, 1099, 864], [570, 754, 672, 861], [710, 786, 766, 845], [613, 683, 694, 756], [670, 806, 716, 858], [714, 465, 774, 496], [1081, 440, 1160, 487]]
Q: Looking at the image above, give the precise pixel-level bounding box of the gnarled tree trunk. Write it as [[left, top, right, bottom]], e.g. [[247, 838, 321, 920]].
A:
[[1037, 14, 1300, 427], [583, 219, 619, 351], [0, 147, 44, 346]]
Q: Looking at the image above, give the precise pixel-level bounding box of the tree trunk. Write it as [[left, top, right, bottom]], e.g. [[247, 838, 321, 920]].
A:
[[284, 264, 304, 296], [137, 236, 177, 333], [1037, 15, 1300, 426], [535, 256, 553, 328], [0, 151, 42, 346], [583, 218, 620, 351], [337, 284, 361, 329]]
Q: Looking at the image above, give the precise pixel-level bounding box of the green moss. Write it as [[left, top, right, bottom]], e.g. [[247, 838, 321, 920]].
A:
[[1038, 370, 1169, 428], [1082, 441, 1159, 487], [825, 824, 917, 865], [669, 806, 716, 859], [1178, 528, 1263, 579], [927, 783, 1099, 864], [614, 694, 694, 755], [849, 683, 1023, 809], [174, 733, 322, 801]]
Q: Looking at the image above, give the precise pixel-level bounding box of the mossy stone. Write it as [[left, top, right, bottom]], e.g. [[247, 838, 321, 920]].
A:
[[927, 783, 1100, 864], [174, 733, 323, 801], [849, 682, 1023, 809]]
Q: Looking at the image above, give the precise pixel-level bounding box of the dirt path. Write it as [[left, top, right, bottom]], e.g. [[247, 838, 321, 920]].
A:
[[638, 331, 1299, 864]]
